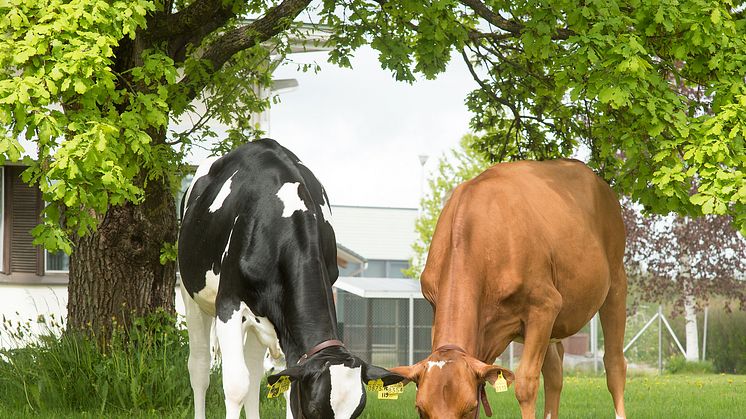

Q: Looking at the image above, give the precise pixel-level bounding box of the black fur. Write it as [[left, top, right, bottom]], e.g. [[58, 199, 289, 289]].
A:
[[178, 139, 402, 418]]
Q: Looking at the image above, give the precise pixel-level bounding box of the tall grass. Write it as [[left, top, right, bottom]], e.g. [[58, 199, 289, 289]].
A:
[[0, 310, 193, 415]]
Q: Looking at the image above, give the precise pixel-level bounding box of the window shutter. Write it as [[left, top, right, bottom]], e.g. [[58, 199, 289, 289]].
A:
[[8, 166, 43, 275]]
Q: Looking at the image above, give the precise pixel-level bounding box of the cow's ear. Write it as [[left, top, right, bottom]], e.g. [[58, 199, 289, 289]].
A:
[[363, 364, 407, 387], [386, 363, 425, 386], [267, 365, 304, 385], [471, 359, 515, 388]]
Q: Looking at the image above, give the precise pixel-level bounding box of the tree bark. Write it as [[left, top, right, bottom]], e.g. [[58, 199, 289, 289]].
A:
[[67, 175, 177, 341], [684, 294, 699, 361]]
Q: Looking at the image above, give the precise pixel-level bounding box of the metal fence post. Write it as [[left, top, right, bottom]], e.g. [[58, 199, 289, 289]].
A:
[[658, 305, 663, 374], [408, 296, 414, 366], [591, 313, 598, 373], [509, 342, 514, 370], [702, 306, 708, 362]]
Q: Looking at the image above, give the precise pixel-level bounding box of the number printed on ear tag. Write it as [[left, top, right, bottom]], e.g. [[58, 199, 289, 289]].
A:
[[493, 372, 508, 393], [267, 376, 291, 398], [366, 379, 384, 392], [377, 390, 399, 400], [384, 382, 404, 394]]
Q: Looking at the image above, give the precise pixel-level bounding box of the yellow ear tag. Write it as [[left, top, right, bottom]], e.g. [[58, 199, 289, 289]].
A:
[[493, 372, 508, 393], [377, 382, 404, 400], [267, 376, 291, 398], [377, 389, 399, 400], [366, 379, 384, 392], [384, 382, 404, 394]]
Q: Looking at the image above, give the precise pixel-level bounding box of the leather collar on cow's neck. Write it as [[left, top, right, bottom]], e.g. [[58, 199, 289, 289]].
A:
[[432, 344, 493, 418], [296, 339, 345, 365], [292, 339, 345, 419]]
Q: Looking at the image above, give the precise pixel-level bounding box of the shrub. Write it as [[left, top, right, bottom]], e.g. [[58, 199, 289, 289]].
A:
[[665, 355, 714, 374], [706, 307, 746, 374]]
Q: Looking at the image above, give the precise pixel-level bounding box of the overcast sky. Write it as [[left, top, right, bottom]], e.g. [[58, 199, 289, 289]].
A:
[[267, 47, 478, 209]]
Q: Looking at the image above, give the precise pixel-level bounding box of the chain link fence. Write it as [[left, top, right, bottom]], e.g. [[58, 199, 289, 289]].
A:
[[336, 290, 433, 368], [336, 290, 710, 374]]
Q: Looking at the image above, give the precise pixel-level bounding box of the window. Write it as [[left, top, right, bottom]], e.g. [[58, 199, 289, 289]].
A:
[[363, 260, 386, 277], [42, 189, 70, 273], [339, 262, 363, 277], [46, 251, 69, 272], [387, 261, 409, 278], [363, 260, 410, 278]]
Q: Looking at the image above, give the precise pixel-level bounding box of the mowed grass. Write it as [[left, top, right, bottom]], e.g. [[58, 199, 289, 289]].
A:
[[361, 374, 746, 419], [1, 374, 744, 418]]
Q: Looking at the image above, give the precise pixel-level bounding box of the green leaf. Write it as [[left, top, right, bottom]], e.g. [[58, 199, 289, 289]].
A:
[[74, 79, 87, 94]]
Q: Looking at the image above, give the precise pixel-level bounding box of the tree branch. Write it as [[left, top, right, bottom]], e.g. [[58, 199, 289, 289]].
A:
[[150, 0, 237, 63], [459, 0, 574, 40], [176, 0, 312, 103], [150, 0, 232, 41]]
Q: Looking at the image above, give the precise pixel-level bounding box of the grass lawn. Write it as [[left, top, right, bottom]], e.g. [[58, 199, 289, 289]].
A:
[[2, 374, 744, 418]]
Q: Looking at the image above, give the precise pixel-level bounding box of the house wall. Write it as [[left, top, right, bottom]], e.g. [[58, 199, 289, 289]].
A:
[[0, 283, 187, 350]]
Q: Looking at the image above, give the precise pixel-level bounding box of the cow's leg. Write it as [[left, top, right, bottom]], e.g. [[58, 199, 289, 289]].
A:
[[216, 303, 250, 419], [242, 330, 266, 419], [284, 389, 293, 419], [515, 292, 562, 419], [181, 286, 214, 419], [599, 267, 628, 419], [541, 341, 564, 419]]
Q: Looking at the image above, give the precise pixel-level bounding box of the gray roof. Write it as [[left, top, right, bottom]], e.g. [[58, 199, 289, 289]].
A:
[[333, 276, 425, 299]]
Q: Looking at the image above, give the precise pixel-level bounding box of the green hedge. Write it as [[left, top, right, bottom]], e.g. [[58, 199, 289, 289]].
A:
[[707, 307, 746, 374]]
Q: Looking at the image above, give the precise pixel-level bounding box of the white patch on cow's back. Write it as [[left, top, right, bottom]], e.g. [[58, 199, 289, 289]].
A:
[[194, 270, 220, 316], [319, 190, 333, 224], [208, 170, 238, 213], [276, 182, 307, 217], [221, 216, 239, 264], [329, 364, 363, 419], [426, 360, 450, 371], [184, 155, 219, 212]]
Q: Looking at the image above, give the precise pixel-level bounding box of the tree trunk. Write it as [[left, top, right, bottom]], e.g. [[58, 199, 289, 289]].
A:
[[67, 175, 178, 341], [684, 294, 699, 361]]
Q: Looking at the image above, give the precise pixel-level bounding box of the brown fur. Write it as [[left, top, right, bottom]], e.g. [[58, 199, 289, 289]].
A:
[[392, 159, 628, 419]]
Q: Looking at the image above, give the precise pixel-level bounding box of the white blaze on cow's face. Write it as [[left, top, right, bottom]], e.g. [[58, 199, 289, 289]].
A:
[[276, 182, 307, 217], [328, 364, 364, 419], [426, 360, 450, 371], [208, 170, 238, 213]]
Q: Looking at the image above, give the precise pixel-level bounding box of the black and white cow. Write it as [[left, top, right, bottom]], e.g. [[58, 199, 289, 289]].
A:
[[178, 139, 402, 419]]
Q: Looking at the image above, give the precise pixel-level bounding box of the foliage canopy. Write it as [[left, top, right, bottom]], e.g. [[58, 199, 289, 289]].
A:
[[322, 0, 746, 234], [0, 0, 313, 252]]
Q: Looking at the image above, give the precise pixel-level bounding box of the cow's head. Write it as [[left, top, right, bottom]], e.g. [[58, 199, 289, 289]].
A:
[[267, 346, 404, 419], [390, 347, 514, 419]]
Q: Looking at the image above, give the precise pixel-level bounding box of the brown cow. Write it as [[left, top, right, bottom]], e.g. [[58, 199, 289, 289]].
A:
[[392, 159, 627, 419]]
